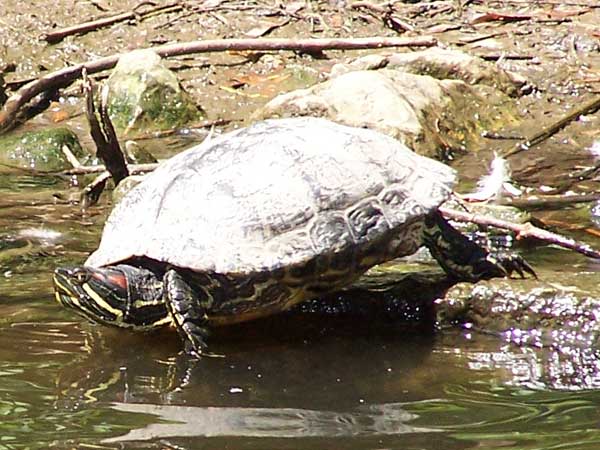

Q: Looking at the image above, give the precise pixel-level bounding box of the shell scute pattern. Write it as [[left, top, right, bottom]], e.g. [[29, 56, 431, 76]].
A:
[[346, 198, 391, 243], [308, 211, 353, 252], [86, 117, 456, 277], [378, 185, 423, 225]]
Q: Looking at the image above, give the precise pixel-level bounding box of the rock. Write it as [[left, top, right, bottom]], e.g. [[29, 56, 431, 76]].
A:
[[0, 127, 88, 172], [105, 49, 203, 134], [331, 48, 529, 96], [123, 141, 158, 164], [437, 273, 600, 349], [256, 49, 522, 159]]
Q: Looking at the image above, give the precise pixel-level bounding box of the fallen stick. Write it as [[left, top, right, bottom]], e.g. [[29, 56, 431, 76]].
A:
[[506, 193, 600, 209], [440, 206, 600, 259], [488, 0, 600, 7], [43, 2, 184, 44], [0, 35, 437, 133], [63, 162, 159, 176]]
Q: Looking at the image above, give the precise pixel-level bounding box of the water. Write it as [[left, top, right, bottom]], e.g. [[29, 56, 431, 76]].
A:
[[3, 309, 600, 449], [2, 174, 600, 450]]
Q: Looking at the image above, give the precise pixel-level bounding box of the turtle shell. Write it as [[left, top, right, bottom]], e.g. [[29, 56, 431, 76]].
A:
[[86, 117, 456, 274]]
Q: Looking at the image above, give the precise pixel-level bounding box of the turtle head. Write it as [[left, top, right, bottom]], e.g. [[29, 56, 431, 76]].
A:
[[53, 265, 169, 330]]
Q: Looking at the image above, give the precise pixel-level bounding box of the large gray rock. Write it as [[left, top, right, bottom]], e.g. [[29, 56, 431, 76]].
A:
[[256, 49, 524, 159]]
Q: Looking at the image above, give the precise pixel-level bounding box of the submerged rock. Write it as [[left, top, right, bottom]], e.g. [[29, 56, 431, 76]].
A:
[[123, 140, 158, 164], [0, 127, 88, 172], [437, 273, 600, 351], [105, 49, 203, 134], [256, 49, 523, 159]]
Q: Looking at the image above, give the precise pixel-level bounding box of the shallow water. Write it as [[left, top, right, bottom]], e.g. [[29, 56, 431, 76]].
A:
[[3, 301, 600, 449], [1, 173, 600, 450], [2, 0, 600, 446]]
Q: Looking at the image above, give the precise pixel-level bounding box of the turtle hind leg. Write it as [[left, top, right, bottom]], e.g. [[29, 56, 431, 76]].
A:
[[164, 269, 218, 358], [422, 211, 536, 282]]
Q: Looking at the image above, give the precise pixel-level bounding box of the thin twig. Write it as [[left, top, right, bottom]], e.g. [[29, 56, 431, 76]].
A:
[[63, 162, 159, 176], [440, 206, 600, 259], [487, 0, 600, 7], [59, 144, 82, 168], [503, 95, 600, 158], [506, 193, 600, 209], [0, 36, 437, 134]]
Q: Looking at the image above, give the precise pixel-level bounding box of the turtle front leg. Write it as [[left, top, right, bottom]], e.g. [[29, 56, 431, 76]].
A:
[[422, 211, 536, 282], [164, 269, 212, 357]]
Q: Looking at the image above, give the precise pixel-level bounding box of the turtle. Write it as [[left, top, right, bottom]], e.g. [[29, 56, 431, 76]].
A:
[[53, 117, 534, 356]]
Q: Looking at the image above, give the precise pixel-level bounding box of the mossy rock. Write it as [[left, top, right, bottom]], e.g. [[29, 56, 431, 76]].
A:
[[123, 141, 158, 164], [0, 127, 88, 172], [105, 49, 203, 134]]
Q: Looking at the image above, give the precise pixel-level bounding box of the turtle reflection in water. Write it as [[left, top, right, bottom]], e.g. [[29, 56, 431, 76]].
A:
[[53, 117, 535, 357]]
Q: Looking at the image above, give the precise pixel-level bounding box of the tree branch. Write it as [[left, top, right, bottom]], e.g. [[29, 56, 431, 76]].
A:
[[440, 206, 600, 259], [42, 2, 183, 44], [0, 36, 436, 133]]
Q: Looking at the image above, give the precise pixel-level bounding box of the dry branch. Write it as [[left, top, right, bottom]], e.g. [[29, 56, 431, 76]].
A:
[[83, 71, 129, 185], [506, 193, 600, 209], [63, 162, 159, 176], [0, 36, 436, 134], [441, 206, 600, 259]]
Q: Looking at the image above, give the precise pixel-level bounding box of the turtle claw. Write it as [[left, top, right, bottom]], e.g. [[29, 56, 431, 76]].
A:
[[491, 253, 537, 279]]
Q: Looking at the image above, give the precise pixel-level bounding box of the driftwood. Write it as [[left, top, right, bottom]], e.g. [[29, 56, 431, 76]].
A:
[[441, 206, 600, 259], [0, 36, 437, 134]]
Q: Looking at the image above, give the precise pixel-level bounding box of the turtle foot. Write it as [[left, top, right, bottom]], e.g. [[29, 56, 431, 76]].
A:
[[488, 252, 537, 279]]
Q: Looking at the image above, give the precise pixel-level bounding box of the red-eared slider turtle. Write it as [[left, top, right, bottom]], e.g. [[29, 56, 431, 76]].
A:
[[53, 117, 534, 356]]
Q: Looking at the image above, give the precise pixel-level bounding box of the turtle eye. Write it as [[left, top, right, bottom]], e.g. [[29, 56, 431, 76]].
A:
[[72, 268, 90, 284]]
